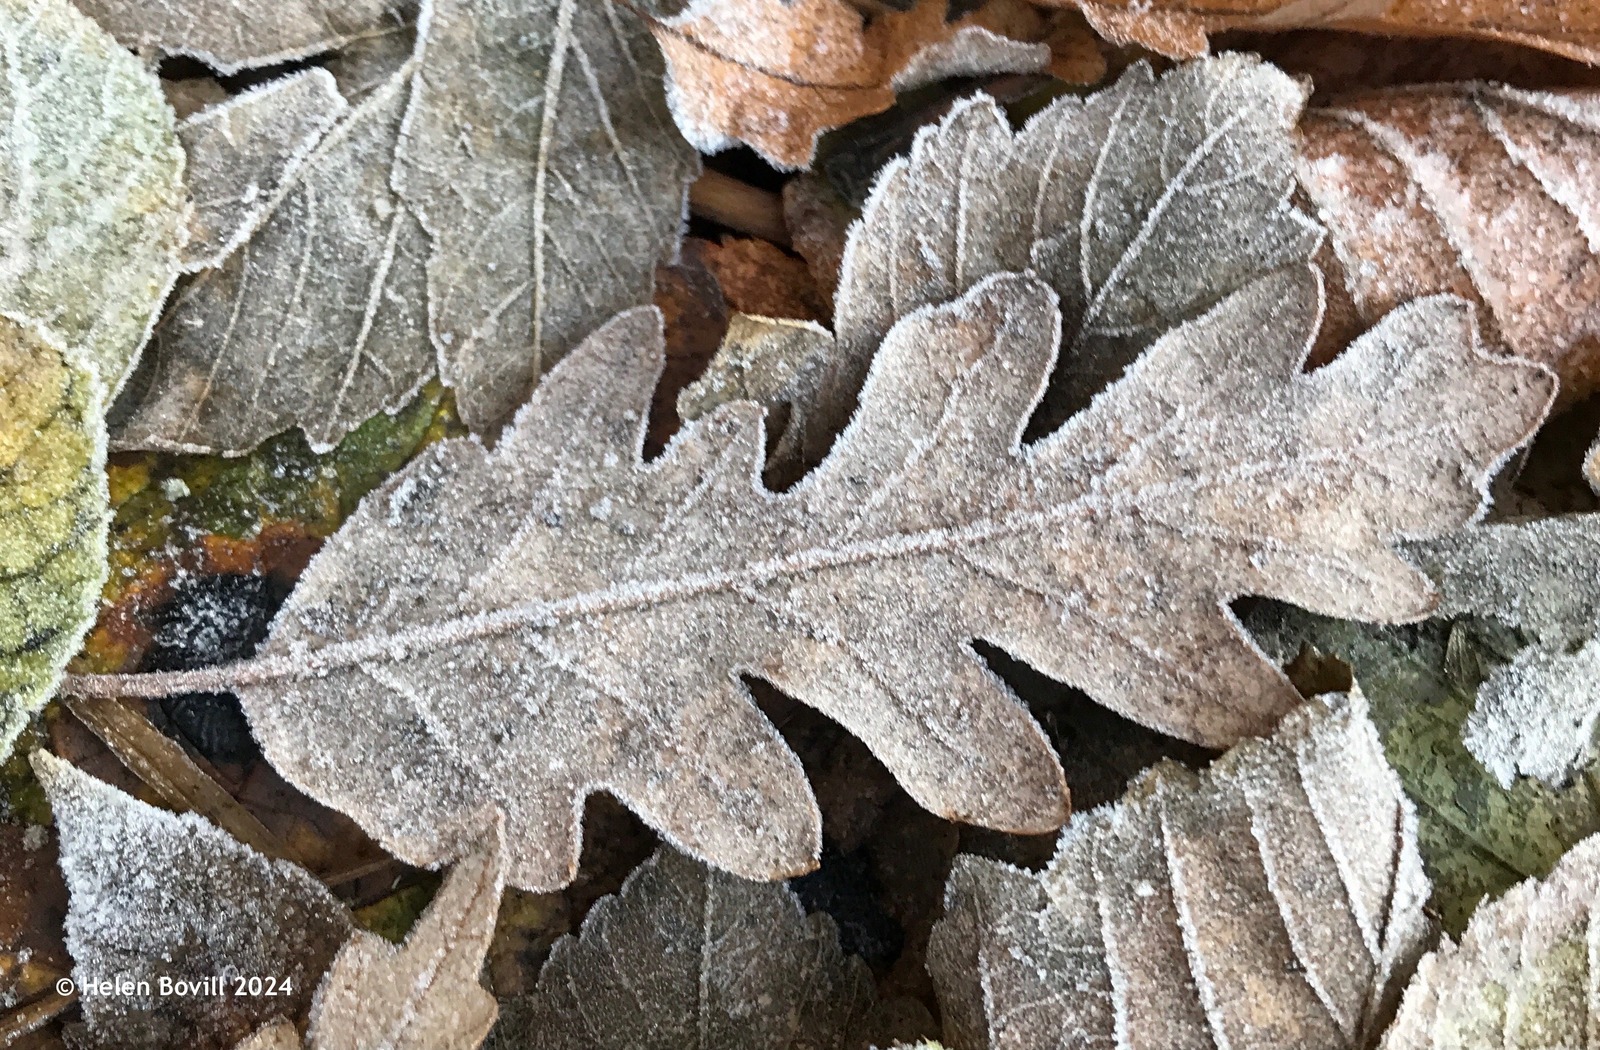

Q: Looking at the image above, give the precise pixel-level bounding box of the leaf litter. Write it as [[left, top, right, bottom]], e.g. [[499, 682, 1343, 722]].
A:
[[9, 2, 1600, 1046]]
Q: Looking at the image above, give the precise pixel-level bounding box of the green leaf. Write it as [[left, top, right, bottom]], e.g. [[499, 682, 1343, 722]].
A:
[[0, 317, 107, 760], [0, 0, 187, 395], [1244, 603, 1600, 934]]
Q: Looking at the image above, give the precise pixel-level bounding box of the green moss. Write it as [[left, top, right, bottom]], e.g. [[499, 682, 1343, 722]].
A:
[[353, 875, 442, 944]]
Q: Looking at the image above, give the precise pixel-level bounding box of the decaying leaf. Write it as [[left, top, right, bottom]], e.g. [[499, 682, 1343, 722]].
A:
[[798, 57, 1324, 457], [1380, 831, 1600, 1049], [176, 70, 349, 273], [72, 0, 406, 74], [72, 244, 1544, 894], [0, 0, 187, 396], [241, 823, 503, 1050], [30, 751, 353, 1050], [677, 314, 832, 481], [1463, 640, 1600, 789], [486, 846, 923, 1049], [1242, 605, 1600, 934], [114, 0, 699, 453], [927, 692, 1432, 1050], [1300, 83, 1600, 407], [1059, 0, 1600, 67], [0, 320, 106, 763], [1408, 515, 1600, 788], [650, 0, 1048, 169]]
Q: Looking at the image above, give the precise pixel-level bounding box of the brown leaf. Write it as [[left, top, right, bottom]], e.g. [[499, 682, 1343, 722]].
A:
[[113, 0, 699, 454], [928, 691, 1432, 1050], [649, 0, 1049, 169], [1300, 83, 1600, 407], [233, 826, 503, 1050], [82, 257, 1551, 894], [486, 847, 927, 1049], [300, 822, 502, 1050], [1065, 0, 1600, 66]]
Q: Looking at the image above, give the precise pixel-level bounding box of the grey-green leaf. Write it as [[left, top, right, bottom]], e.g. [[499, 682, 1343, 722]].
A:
[[0, 0, 187, 396], [0, 318, 106, 761]]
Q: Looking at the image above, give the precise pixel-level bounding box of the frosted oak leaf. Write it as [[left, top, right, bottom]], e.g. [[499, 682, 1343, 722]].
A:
[[73, 260, 1552, 891]]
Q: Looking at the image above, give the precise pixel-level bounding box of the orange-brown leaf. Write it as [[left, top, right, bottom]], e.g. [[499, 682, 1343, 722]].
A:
[[1299, 84, 1600, 405], [649, 0, 1049, 168], [1065, 0, 1600, 66]]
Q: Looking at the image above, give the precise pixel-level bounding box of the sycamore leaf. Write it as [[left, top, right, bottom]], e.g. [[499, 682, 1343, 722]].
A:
[[238, 823, 503, 1050], [927, 692, 1432, 1050], [1408, 516, 1600, 789], [650, 0, 1049, 169], [72, 0, 407, 74], [113, 0, 699, 454], [1057, 0, 1600, 66], [1379, 832, 1600, 1049], [1241, 606, 1600, 935], [0, 319, 106, 762], [76, 250, 1546, 894], [176, 69, 348, 273], [1300, 84, 1600, 408], [0, 0, 187, 397], [789, 56, 1323, 459], [30, 751, 353, 1050], [485, 846, 925, 1049]]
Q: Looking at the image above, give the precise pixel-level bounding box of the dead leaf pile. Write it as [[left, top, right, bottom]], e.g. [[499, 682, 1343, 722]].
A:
[[8, 0, 1600, 1047]]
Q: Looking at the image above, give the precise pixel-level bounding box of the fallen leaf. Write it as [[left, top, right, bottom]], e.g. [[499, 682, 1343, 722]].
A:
[[485, 846, 928, 1049], [1243, 605, 1600, 934], [30, 751, 353, 1050], [677, 314, 833, 485], [113, 0, 699, 454], [1063, 0, 1600, 67], [0, 320, 106, 762], [71, 0, 407, 73], [1408, 515, 1600, 788], [650, 0, 1048, 169], [1300, 83, 1600, 407], [79, 248, 1550, 893], [1462, 641, 1600, 789], [0, 0, 187, 396], [808, 57, 1323, 458], [176, 70, 348, 273], [695, 238, 827, 321], [295, 821, 501, 1050], [927, 691, 1432, 1049], [1380, 830, 1600, 1049]]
